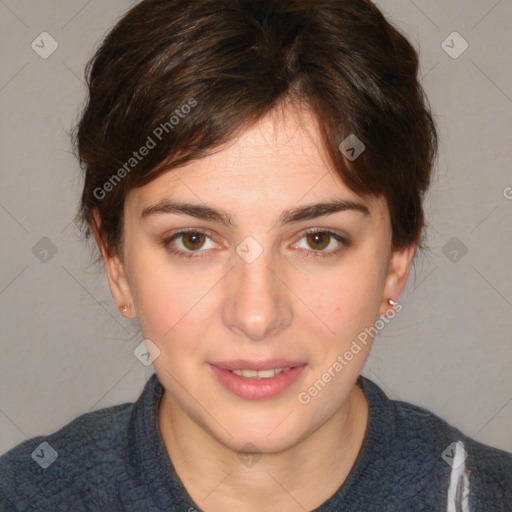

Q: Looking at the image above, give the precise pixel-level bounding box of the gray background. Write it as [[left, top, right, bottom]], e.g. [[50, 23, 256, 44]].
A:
[[0, 0, 511, 455]]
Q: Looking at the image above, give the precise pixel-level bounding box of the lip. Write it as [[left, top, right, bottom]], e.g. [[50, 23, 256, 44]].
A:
[[211, 359, 306, 371], [209, 361, 307, 400]]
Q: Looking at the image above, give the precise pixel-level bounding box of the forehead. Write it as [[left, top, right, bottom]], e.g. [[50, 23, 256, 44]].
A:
[[126, 103, 385, 218]]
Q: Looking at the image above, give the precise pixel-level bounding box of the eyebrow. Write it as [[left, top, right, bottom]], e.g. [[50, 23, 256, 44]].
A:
[[140, 198, 370, 227]]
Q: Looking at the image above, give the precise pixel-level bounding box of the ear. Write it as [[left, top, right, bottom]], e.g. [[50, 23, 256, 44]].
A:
[[90, 210, 136, 318], [379, 244, 416, 317]]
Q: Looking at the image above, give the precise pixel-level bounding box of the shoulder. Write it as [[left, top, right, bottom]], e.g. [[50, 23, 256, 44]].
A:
[[0, 402, 134, 510], [402, 402, 512, 511], [388, 389, 512, 506], [392, 394, 512, 462]]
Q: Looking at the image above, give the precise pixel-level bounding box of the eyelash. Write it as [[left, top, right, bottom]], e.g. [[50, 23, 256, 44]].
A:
[[161, 228, 350, 260]]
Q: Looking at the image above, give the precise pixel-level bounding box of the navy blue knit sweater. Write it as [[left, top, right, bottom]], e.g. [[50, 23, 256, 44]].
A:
[[1, 373, 511, 511]]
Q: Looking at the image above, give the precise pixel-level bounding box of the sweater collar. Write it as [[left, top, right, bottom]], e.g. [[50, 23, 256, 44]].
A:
[[132, 372, 198, 510], [130, 372, 394, 510]]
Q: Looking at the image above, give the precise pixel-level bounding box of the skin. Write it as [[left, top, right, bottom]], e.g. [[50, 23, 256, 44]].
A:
[[93, 101, 416, 511]]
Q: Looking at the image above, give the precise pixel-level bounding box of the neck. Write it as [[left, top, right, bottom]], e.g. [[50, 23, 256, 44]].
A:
[[158, 383, 368, 512]]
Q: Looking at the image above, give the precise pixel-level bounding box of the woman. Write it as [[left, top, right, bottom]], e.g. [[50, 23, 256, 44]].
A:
[[1, 0, 511, 510]]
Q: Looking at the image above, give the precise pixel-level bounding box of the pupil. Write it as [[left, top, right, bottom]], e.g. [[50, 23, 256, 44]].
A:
[[184, 232, 204, 250], [308, 233, 329, 250]]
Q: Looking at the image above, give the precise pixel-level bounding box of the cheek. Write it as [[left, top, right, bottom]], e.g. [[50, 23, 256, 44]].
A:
[[129, 251, 218, 349], [303, 257, 384, 340]]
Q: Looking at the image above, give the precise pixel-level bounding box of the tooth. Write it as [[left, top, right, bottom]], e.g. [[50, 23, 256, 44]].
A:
[[230, 367, 293, 379], [256, 369, 276, 378]]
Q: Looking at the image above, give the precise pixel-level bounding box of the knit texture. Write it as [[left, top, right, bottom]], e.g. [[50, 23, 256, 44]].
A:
[[1, 373, 511, 511]]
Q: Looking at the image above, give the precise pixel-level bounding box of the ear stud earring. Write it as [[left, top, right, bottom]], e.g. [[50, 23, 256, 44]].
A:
[[118, 303, 132, 314]]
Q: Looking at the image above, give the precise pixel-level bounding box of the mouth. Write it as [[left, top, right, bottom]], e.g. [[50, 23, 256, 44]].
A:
[[209, 359, 307, 400], [230, 367, 293, 379]]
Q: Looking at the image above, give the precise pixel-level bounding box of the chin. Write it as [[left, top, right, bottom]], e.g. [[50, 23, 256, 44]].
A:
[[226, 430, 300, 455], [209, 412, 307, 454]]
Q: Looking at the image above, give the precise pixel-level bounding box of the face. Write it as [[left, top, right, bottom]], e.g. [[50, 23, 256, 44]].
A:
[[101, 103, 414, 453]]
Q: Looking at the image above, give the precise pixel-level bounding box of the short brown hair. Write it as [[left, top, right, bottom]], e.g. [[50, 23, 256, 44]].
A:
[[73, 0, 437, 260]]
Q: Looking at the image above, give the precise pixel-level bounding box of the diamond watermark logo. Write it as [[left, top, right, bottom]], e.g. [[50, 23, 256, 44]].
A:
[[134, 339, 161, 366], [31, 32, 59, 59], [442, 441, 468, 469], [31, 442, 58, 469], [339, 134, 366, 161], [236, 236, 263, 264], [237, 443, 262, 468], [441, 32, 468, 59], [442, 236, 468, 263], [32, 237, 58, 263]]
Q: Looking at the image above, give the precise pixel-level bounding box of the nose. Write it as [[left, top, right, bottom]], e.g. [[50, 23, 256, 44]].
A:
[[222, 242, 293, 342]]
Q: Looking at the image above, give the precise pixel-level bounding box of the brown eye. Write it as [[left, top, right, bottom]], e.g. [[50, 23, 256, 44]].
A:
[[293, 229, 350, 259], [182, 232, 206, 250], [162, 228, 217, 259], [306, 232, 331, 251]]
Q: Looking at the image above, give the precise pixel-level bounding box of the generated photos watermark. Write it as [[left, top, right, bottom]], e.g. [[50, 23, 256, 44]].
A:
[[93, 98, 198, 200], [298, 301, 403, 405]]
